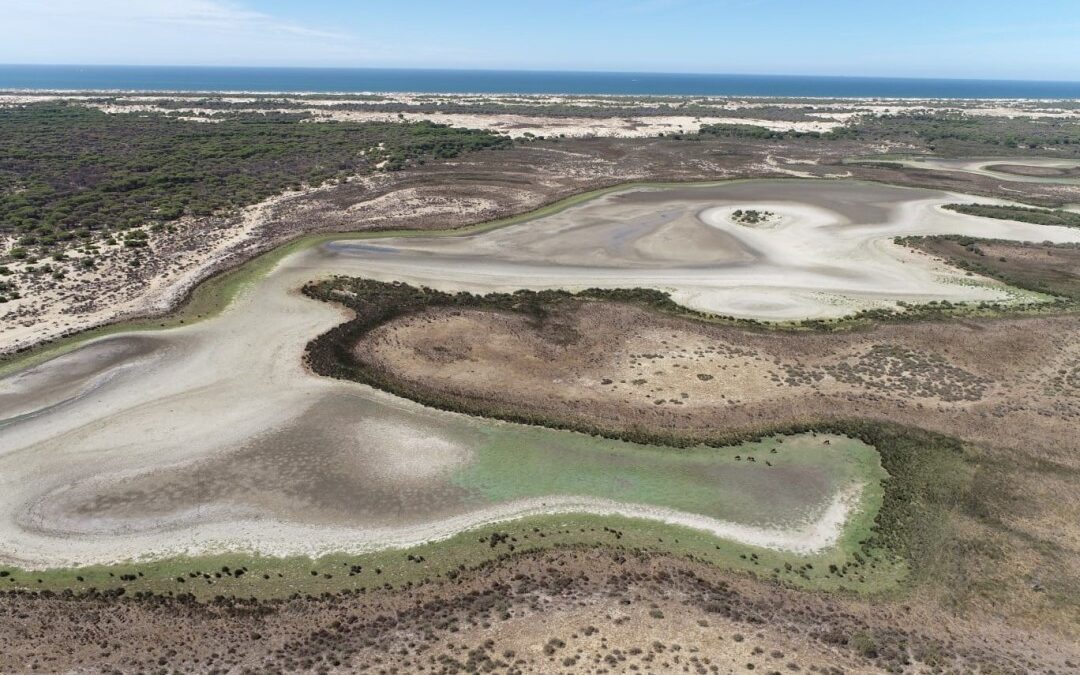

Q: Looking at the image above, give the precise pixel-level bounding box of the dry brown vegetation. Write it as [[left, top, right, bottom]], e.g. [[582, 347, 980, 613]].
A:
[[908, 238, 1080, 300], [986, 163, 1080, 178], [4, 548, 1076, 674], [357, 302, 1080, 465], [331, 288, 1080, 640]]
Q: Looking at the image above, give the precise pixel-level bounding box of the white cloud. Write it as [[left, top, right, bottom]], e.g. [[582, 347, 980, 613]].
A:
[[8, 0, 347, 38], [0, 0, 362, 65]]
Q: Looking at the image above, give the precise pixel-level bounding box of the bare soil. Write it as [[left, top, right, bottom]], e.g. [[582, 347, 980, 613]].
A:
[[3, 548, 1074, 674], [358, 303, 1080, 464]]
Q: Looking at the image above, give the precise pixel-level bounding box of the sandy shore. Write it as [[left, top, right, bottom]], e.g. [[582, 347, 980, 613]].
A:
[[0, 180, 351, 355], [83, 102, 847, 137]]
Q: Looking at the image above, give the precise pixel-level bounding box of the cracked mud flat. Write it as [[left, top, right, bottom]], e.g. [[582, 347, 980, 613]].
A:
[[2, 179, 1076, 569]]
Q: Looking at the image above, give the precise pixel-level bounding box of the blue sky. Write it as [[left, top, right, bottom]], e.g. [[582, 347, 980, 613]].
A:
[[2, 0, 1079, 80]]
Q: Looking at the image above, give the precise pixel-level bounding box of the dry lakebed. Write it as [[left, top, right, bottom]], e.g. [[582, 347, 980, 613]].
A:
[[2, 179, 1078, 574]]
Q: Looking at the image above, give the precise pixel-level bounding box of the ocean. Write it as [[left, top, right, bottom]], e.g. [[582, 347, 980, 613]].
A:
[[0, 64, 1078, 99]]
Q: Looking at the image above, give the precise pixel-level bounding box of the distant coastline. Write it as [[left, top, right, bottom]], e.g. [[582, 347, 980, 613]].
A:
[[2, 64, 1079, 98]]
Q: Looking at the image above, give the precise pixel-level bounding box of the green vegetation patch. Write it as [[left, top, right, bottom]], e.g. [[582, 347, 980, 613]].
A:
[[689, 123, 824, 141], [830, 112, 1080, 156], [684, 112, 1080, 156], [941, 203, 1080, 228], [0, 508, 900, 601], [0, 103, 510, 254], [730, 208, 775, 224], [457, 430, 878, 529]]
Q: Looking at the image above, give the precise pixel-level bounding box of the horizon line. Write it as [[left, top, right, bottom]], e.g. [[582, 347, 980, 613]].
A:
[[3, 63, 1079, 86]]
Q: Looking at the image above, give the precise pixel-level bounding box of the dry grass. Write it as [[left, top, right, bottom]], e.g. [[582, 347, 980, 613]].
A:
[[345, 295, 1080, 634], [4, 548, 1075, 674], [359, 302, 1080, 465]]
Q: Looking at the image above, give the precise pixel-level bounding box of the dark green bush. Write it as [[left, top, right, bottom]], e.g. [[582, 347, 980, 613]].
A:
[[0, 104, 510, 253]]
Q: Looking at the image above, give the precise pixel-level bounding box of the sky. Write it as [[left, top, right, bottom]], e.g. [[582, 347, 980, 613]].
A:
[[1, 0, 1079, 81]]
